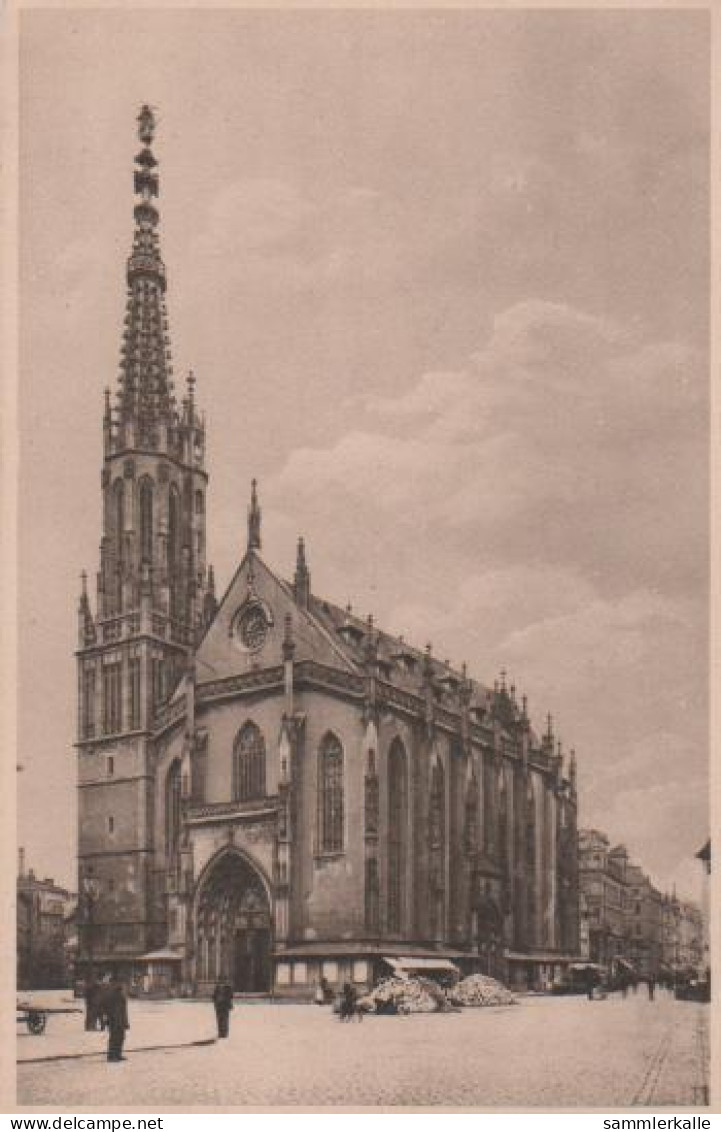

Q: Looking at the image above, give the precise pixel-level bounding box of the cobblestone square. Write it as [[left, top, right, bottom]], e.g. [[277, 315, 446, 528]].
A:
[[17, 990, 709, 1109]]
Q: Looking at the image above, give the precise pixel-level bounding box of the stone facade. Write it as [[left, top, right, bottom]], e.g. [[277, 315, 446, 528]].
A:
[[17, 852, 76, 989], [76, 106, 580, 997]]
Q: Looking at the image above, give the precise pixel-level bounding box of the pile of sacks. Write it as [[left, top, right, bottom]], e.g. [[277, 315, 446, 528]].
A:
[[358, 975, 453, 1014], [448, 973, 516, 1008]]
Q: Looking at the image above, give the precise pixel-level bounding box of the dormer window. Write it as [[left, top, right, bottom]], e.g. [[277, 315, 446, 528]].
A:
[[390, 644, 417, 674], [337, 619, 364, 645]]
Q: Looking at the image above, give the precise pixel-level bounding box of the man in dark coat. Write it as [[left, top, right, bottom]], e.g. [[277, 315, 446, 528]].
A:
[[212, 979, 233, 1038], [105, 975, 129, 1062], [84, 975, 100, 1031]]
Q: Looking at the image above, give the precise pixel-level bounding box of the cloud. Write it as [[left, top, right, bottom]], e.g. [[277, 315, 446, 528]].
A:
[[190, 177, 408, 292], [264, 299, 707, 894]]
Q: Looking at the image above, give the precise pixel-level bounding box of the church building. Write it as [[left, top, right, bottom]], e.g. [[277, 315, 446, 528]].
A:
[[76, 107, 580, 997]]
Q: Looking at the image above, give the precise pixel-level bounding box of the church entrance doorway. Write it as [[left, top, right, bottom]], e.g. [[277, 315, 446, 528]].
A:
[[196, 851, 272, 993]]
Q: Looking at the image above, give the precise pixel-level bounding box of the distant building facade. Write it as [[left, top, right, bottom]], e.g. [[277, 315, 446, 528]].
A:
[[578, 830, 704, 980], [577, 831, 629, 967], [74, 107, 581, 997], [17, 850, 76, 989]]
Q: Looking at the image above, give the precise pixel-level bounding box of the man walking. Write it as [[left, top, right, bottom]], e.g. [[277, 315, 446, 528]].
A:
[[106, 974, 129, 1062], [84, 974, 100, 1031], [213, 978, 234, 1038]]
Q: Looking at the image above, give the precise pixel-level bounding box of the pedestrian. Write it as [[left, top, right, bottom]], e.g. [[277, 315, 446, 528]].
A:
[[339, 981, 361, 1021], [586, 969, 595, 1001], [105, 974, 129, 1062], [84, 974, 100, 1031], [620, 975, 629, 999], [647, 975, 656, 1001], [212, 977, 234, 1038]]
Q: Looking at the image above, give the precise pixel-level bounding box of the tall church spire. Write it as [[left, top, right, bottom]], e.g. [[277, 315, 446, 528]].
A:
[[115, 104, 177, 451]]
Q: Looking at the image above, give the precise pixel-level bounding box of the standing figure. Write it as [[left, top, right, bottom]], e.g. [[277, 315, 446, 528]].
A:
[[213, 978, 234, 1038], [105, 975, 129, 1062], [647, 975, 656, 1001], [339, 981, 361, 1021], [586, 968, 596, 1001], [84, 974, 100, 1031]]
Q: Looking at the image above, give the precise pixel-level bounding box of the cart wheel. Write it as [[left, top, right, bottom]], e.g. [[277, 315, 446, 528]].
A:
[[27, 1011, 47, 1035]]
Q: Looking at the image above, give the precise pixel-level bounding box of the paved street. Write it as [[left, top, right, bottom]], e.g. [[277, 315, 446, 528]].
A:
[[18, 989, 709, 1109]]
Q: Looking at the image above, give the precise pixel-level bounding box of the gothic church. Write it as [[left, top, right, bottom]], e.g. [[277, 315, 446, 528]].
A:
[[76, 107, 580, 996]]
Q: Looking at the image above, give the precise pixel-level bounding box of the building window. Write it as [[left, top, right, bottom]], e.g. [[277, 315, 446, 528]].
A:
[[139, 477, 154, 563], [319, 733, 344, 853], [128, 657, 141, 729], [82, 667, 95, 739], [387, 738, 407, 933], [151, 657, 166, 711], [102, 662, 122, 734], [168, 485, 180, 618], [166, 760, 182, 857], [108, 816, 114, 834], [107, 756, 114, 777], [195, 489, 204, 515], [233, 722, 266, 802]]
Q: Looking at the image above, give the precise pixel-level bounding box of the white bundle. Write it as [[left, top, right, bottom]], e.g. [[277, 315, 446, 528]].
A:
[[449, 973, 516, 1008]]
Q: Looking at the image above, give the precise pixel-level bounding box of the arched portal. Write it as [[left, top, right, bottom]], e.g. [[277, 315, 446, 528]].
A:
[[195, 852, 271, 993]]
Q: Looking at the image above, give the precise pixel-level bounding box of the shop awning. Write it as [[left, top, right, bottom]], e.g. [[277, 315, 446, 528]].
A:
[[137, 949, 184, 962], [383, 956, 460, 975]]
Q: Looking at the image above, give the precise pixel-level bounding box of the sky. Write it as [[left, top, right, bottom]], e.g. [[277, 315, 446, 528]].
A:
[[17, 9, 709, 901]]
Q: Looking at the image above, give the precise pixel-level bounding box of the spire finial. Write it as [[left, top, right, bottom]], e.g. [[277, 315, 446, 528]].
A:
[[137, 104, 156, 146], [294, 535, 310, 608], [247, 478, 261, 551]]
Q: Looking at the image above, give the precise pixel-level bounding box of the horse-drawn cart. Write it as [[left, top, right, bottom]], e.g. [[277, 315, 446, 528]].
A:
[[17, 1000, 82, 1034]]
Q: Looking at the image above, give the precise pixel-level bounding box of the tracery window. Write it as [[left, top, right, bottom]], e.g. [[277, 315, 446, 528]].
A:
[[387, 739, 408, 933], [526, 784, 537, 938], [168, 484, 180, 617], [139, 477, 154, 563], [166, 759, 182, 858], [233, 722, 266, 803], [319, 733, 344, 853], [113, 480, 125, 612]]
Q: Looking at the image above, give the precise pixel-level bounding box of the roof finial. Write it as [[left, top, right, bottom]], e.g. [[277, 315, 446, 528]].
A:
[[137, 104, 156, 146], [247, 478, 261, 551], [294, 536, 310, 609]]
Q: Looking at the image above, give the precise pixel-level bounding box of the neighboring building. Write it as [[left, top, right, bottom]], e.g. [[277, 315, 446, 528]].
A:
[[624, 863, 663, 978], [17, 850, 77, 989], [660, 893, 703, 975], [577, 831, 629, 967], [74, 106, 581, 997], [696, 841, 710, 977]]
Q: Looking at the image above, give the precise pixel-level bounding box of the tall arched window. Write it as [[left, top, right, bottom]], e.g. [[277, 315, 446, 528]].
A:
[[526, 782, 537, 941], [165, 759, 182, 858], [464, 772, 479, 857], [168, 484, 180, 618], [113, 480, 125, 612], [319, 733, 344, 853], [387, 738, 408, 933], [139, 477, 154, 563], [233, 722, 266, 802]]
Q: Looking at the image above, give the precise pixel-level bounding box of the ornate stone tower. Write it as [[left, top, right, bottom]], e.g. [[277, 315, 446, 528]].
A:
[[76, 106, 213, 970]]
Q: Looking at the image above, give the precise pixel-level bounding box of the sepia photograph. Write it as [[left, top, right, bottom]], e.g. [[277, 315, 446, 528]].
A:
[[12, 6, 711, 1111]]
